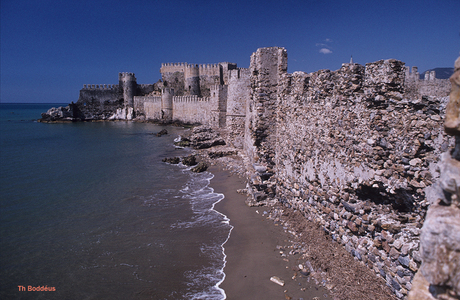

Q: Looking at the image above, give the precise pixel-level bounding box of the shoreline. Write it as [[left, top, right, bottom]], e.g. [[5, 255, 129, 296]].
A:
[[208, 165, 328, 300]]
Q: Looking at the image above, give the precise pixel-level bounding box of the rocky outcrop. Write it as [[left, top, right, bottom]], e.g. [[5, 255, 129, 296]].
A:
[[191, 162, 208, 173], [182, 154, 197, 166], [156, 129, 168, 137], [162, 157, 180, 164], [39, 100, 133, 122], [409, 57, 460, 300], [39, 104, 77, 122], [188, 126, 226, 149]]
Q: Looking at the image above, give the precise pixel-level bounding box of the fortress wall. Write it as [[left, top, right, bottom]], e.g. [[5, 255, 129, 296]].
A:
[[160, 63, 186, 74], [198, 64, 220, 76], [144, 100, 162, 120], [199, 74, 221, 97], [416, 79, 451, 99], [226, 68, 250, 148], [161, 71, 185, 96], [133, 96, 161, 118], [172, 96, 212, 124], [241, 48, 456, 298], [77, 88, 121, 106], [74, 87, 123, 120], [263, 57, 453, 298]]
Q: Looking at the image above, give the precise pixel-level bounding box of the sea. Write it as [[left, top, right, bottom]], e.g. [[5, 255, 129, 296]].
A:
[[0, 103, 232, 299]]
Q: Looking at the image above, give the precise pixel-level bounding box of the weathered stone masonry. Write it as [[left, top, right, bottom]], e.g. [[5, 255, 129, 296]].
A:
[[243, 47, 454, 299]]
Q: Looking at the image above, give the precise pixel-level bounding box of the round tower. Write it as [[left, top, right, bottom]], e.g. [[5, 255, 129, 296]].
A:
[[119, 72, 137, 108], [161, 88, 174, 121], [185, 64, 200, 96]]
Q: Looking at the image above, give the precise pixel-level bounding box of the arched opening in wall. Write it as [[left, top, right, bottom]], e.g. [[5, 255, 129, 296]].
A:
[[189, 86, 191, 91], [213, 92, 216, 97]]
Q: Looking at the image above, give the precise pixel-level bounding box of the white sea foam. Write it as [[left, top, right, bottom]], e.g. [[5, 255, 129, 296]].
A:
[[170, 165, 233, 300]]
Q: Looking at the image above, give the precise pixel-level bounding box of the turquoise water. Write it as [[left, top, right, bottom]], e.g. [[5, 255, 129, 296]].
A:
[[0, 103, 230, 299]]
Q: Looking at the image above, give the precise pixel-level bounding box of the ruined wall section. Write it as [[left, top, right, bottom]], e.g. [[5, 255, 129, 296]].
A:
[[78, 84, 122, 106], [225, 68, 250, 148], [409, 56, 460, 300], [245, 47, 287, 202], [364, 59, 406, 104], [76, 84, 124, 120], [269, 59, 454, 298], [405, 66, 451, 100]]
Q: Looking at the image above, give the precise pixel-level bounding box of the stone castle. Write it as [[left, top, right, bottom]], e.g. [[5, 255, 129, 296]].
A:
[[41, 47, 459, 300], [59, 49, 450, 135]]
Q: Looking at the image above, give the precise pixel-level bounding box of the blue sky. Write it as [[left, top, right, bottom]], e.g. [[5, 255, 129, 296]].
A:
[[1, 0, 459, 103]]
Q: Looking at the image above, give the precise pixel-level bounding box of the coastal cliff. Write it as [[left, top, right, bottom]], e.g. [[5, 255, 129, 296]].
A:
[[40, 47, 458, 299]]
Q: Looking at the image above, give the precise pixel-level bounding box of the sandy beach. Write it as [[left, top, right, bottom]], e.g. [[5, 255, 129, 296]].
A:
[[210, 166, 328, 300]]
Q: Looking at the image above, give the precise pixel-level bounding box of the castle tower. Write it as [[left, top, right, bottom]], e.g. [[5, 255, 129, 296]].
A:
[[119, 72, 137, 108], [184, 64, 200, 96], [210, 84, 227, 128], [161, 88, 174, 121], [218, 62, 238, 85]]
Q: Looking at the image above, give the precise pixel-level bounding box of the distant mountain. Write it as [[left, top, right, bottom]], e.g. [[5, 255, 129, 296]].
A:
[[419, 67, 454, 79]]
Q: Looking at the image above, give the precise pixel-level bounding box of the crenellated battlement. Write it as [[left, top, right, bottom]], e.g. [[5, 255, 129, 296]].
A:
[[136, 96, 161, 103], [405, 66, 420, 82], [119, 72, 136, 80], [160, 63, 187, 74], [404, 65, 451, 98], [423, 70, 436, 81], [405, 66, 445, 82], [83, 84, 119, 90], [210, 84, 225, 91], [160, 62, 221, 77], [198, 63, 220, 76], [173, 95, 210, 102]]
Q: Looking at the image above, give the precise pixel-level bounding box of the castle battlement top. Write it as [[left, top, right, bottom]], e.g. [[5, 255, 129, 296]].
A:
[[83, 84, 119, 90], [160, 62, 221, 75], [173, 95, 210, 102], [118, 72, 136, 82], [119, 72, 135, 76]]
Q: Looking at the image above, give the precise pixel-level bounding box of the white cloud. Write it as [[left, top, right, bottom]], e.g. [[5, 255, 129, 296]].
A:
[[325, 38, 332, 43], [319, 48, 332, 54]]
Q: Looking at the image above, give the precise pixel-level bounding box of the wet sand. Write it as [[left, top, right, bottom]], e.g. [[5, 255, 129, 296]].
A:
[[210, 166, 328, 300]]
